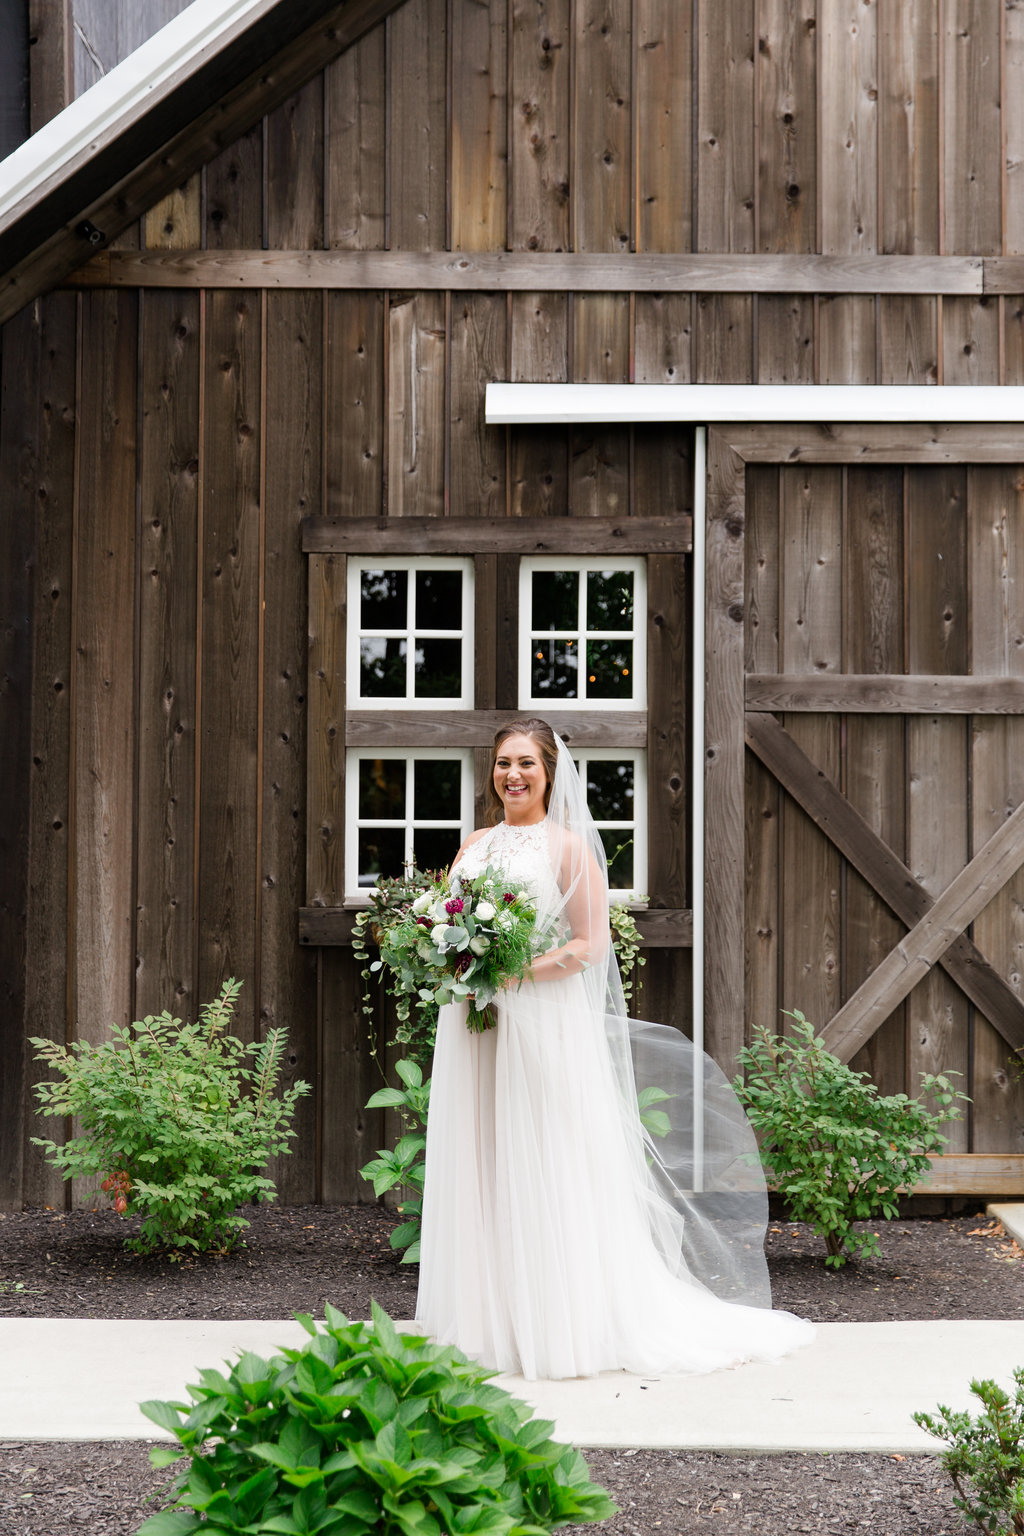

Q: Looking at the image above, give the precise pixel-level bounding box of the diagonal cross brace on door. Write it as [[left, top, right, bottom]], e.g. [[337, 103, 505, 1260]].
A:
[[745, 711, 1024, 1063]]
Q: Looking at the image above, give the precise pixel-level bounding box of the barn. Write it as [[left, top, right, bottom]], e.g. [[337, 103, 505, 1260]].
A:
[[1, 0, 1023, 1211]]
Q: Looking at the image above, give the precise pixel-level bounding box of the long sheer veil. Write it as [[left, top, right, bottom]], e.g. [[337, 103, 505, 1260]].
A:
[[540, 731, 773, 1308]]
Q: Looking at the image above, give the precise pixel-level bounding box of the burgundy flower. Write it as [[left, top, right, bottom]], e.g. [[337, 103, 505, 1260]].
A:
[[453, 951, 473, 976], [416, 916, 430, 927], [503, 892, 516, 904], [445, 897, 465, 915]]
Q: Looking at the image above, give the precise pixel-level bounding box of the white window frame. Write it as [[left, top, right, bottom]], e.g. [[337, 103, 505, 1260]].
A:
[[345, 746, 475, 900], [347, 555, 474, 710], [572, 747, 647, 901], [518, 555, 647, 712]]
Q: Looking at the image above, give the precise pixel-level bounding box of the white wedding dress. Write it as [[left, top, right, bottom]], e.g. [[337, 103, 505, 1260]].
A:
[[415, 817, 814, 1381]]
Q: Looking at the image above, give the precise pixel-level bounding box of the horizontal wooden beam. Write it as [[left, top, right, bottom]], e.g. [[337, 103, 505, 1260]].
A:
[[345, 709, 649, 748], [65, 249, 993, 294], [303, 514, 692, 554], [909, 1153, 1024, 1197], [718, 422, 1024, 464], [299, 904, 692, 947], [746, 674, 1024, 713]]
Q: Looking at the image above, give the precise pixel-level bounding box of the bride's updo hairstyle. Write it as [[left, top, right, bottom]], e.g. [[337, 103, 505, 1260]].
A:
[[485, 717, 559, 824]]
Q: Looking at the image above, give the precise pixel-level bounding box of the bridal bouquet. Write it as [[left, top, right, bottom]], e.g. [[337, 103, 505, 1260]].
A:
[[370, 864, 551, 1032]]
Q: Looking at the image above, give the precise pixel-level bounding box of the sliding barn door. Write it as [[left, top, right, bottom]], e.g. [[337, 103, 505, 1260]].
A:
[[705, 425, 1024, 1178]]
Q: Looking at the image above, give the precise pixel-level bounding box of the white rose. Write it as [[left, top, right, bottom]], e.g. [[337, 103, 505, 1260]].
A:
[[469, 934, 491, 955], [430, 923, 449, 947], [412, 892, 432, 914], [475, 901, 496, 921]]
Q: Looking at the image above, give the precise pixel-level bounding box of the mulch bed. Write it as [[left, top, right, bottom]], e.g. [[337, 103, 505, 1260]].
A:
[[1, 1202, 1022, 1535]]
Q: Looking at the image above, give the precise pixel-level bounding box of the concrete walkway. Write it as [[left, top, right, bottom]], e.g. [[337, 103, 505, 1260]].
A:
[[1, 1205, 1020, 1454]]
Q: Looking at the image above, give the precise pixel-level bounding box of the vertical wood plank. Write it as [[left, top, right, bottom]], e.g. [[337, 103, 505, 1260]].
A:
[[634, 296, 693, 514], [1006, 0, 1024, 256], [135, 290, 199, 1023], [757, 0, 817, 255], [744, 465, 781, 1042], [325, 291, 385, 519], [819, 0, 879, 256], [143, 174, 202, 253], [387, 292, 446, 517], [326, 22, 386, 250], [941, 296, 1001, 387], [879, 0, 939, 255], [508, 0, 571, 251], [28, 0, 72, 132], [197, 291, 262, 1043], [967, 465, 1024, 1154], [647, 552, 688, 908], [878, 295, 939, 384], [778, 464, 843, 1033], [321, 950, 383, 1203], [757, 295, 815, 382], [509, 292, 569, 517], [817, 294, 877, 383], [205, 127, 264, 249], [694, 294, 754, 383], [574, 0, 631, 254], [696, 0, 755, 253], [389, 0, 448, 251], [306, 553, 345, 908], [20, 293, 77, 1208], [704, 433, 746, 1071], [0, 305, 39, 1207], [266, 75, 325, 250], [635, 0, 692, 254], [942, 0, 1002, 257], [73, 290, 137, 1053], [634, 294, 692, 383], [842, 466, 907, 1097], [451, 0, 507, 250], [905, 464, 969, 1149], [449, 292, 507, 520], [261, 290, 322, 1202]]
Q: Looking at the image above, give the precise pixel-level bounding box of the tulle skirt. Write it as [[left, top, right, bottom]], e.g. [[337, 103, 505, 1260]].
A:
[[415, 973, 814, 1381]]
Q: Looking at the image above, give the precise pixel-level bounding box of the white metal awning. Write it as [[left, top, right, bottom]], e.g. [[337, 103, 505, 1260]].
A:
[[485, 382, 1024, 425]]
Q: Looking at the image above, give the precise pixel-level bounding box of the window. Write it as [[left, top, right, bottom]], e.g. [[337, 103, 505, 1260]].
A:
[[519, 557, 646, 711], [347, 557, 474, 708], [574, 749, 647, 896], [345, 748, 474, 893]]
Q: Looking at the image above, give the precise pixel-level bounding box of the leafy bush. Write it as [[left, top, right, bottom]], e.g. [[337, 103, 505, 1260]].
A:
[[914, 1370, 1024, 1535], [360, 1060, 430, 1264], [137, 1301, 616, 1535], [733, 1009, 967, 1267], [31, 980, 310, 1259]]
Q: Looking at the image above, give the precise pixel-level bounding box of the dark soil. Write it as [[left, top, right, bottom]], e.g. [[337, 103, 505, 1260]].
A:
[[1, 1202, 1022, 1536]]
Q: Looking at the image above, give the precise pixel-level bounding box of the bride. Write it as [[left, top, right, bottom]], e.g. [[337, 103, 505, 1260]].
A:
[[415, 717, 813, 1381]]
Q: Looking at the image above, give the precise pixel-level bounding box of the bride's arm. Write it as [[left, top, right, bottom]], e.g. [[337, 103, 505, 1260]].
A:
[[522, 834, 608, 983]]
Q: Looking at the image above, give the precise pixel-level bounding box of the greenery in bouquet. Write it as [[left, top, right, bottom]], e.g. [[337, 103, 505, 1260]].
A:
[[373, 864, 553, 1033]]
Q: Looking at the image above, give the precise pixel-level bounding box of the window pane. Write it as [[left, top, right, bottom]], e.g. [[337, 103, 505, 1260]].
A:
[[361, 637, 407, 696], [532, 569, 578, 631], [414, 758, 462, 819], [358, 758, 405, 819], [599, 828, 634, 889], [414, 638, 463, 698], [531, 638, 579, 698], [360, 568, 407, 628], [586, 759, 634, 821], [358, 826, 406, 884], [415, 569, 462, 630], [587, 569, 634, 630], [414, 827, 462, 875], [586, 639, 633, 699]]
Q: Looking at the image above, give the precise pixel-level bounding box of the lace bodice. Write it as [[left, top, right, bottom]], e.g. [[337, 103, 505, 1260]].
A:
[[456, 819, 559, 910]]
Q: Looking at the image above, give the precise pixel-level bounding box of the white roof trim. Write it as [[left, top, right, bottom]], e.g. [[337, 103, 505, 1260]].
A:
[[485, 382, 1024, 425], [0, 0, 279, 229]]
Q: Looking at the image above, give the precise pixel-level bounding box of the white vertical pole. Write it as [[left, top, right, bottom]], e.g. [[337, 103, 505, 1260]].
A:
[[692, 426, 707, 1193]]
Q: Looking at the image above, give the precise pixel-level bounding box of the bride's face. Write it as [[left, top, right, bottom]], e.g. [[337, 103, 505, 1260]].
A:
[[493, 733, 549, 824]]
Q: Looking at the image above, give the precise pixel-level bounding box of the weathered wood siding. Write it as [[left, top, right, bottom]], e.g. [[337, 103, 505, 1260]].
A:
[[5, 0, 1024, 1207]]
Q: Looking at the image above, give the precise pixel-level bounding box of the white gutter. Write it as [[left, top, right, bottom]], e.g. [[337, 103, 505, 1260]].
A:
[[0, 0, 279, 228], [485, 381, 1024, 424]]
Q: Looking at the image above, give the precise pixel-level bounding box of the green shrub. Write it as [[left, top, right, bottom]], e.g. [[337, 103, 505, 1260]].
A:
[[30, 980, 310, 1259], [914, 1370, 1024, 1535], [360, 1059, 430, 1264], [136, 1301, 616, 1535], [733, 1009, 967, 1267]]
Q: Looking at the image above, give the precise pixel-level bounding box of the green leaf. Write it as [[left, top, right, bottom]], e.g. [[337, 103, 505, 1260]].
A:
[[134, 1512, 205, 1535]]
